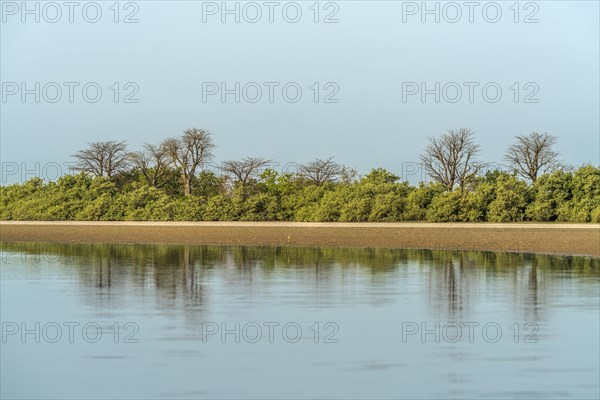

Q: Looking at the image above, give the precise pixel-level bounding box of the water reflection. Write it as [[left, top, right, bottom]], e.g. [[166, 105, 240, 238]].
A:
[[1, 243, 599, 399], [2, 242, 599, 319]]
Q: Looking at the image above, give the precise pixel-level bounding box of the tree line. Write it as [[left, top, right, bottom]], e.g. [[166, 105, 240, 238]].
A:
[[2, 128, 598, 222]]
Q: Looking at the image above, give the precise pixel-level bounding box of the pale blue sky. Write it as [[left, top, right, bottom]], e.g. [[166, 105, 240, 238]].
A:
[[1, 1, 599, 183]]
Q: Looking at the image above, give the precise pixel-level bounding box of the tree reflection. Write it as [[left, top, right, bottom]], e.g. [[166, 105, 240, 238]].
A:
[[2, 242, 598, 323]]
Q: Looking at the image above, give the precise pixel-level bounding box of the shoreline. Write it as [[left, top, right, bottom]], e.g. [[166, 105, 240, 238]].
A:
[[1, 221, 599, 257]]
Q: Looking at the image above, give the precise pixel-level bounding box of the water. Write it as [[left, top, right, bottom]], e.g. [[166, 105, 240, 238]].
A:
[[1, 243, 599, 399]]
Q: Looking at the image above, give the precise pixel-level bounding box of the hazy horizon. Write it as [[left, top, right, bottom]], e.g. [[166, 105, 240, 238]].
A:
[[2, 1, 599, 184]]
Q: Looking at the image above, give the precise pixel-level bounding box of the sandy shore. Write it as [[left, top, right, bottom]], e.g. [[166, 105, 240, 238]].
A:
[[1, 221, 599, 257]]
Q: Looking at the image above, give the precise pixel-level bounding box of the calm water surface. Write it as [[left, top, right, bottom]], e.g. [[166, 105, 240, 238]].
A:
[[1, 243, 599, 399]]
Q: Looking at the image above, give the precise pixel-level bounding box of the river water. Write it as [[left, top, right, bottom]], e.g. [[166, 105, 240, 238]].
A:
[[1, 243, 598, 399]]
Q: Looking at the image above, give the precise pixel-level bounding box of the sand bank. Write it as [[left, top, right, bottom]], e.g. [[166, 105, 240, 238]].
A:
[[1, 221, 598, 257]]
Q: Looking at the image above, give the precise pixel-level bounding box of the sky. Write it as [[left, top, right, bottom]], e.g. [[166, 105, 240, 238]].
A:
[[1, 0, 599, 184]]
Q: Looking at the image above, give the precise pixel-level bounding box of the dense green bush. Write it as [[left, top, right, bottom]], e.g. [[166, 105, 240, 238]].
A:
[[404, 183, 445, 220], [426, 191, 465, 222], [526, 170, 572, 221], [487, 174, 532, 222], [1, 166, 598, 222], [556, 165, 600, 222], [462, 178, 496, 222]]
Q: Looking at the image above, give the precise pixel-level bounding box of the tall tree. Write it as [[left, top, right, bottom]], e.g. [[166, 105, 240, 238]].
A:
[[73, 140, 129, 179], [128, 143, 170, 188], [162, 128, 215, 195], [504, 132, 561, 182], [222, 157, 271, 198], [298, 157, 348, 186], [420, 128, 484, 192]]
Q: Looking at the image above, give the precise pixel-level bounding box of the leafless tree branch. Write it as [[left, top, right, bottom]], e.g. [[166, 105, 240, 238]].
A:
[[73, 140, 129, 179], [298, 157, 348, 186], [162, 128, 215, 195], [129, 143, 170, 188], [504, 132, 561, 181], [420, 128, 484, 191]]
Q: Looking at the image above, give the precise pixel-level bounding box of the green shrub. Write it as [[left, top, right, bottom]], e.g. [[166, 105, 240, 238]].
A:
[[2, 166, 598, 223], [426, 191, 465, 222], [488, 174, 532, 222], [404, 183, 444, 220]]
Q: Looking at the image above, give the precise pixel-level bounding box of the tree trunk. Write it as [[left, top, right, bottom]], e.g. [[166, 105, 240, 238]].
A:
[[182, 175, 191, 196]]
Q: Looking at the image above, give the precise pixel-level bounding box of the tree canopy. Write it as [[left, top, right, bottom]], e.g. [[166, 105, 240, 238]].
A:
[[2, 128, 597, 223]]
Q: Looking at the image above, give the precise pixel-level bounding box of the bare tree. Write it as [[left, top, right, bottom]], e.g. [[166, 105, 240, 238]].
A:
[[420, 128, 484, 191], [222, 157, 272, 195], [340, 167, 358, 183], [162, 128, 215, 195], [298, 157, 348, 186], [504, 132, 561, 182], [73, 140, 129, 179], [129, 143, 170, 188]]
